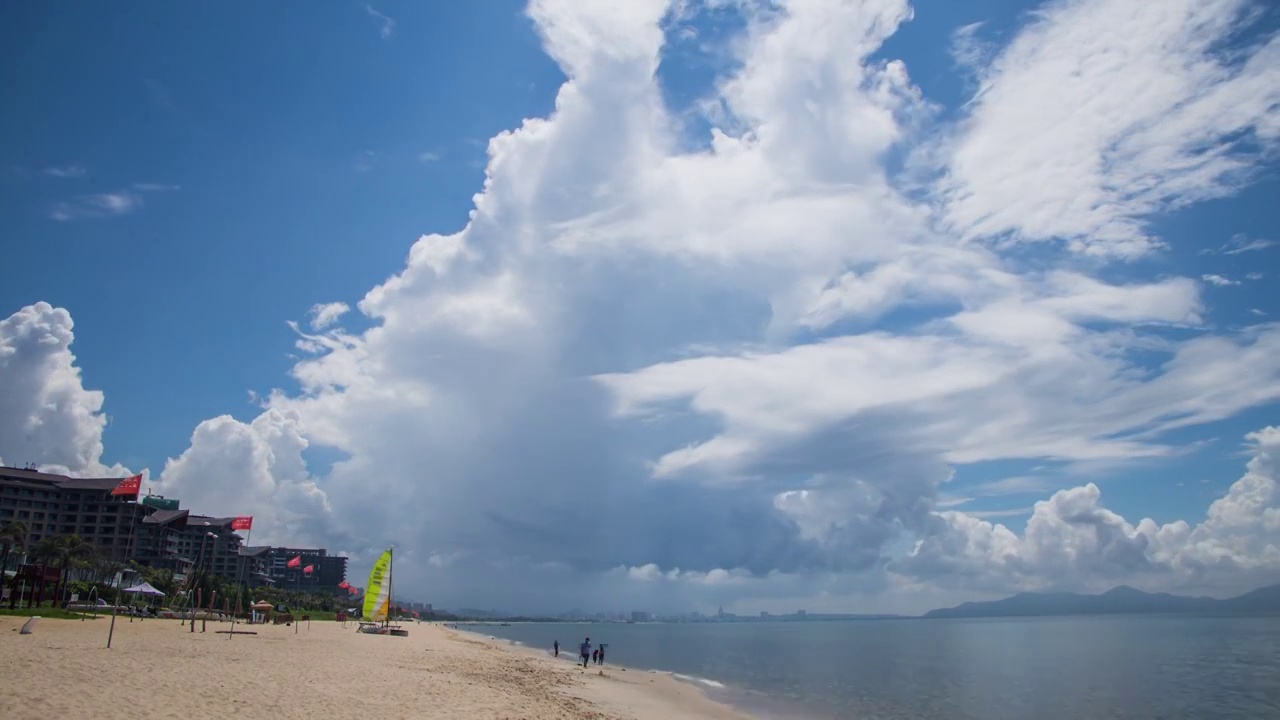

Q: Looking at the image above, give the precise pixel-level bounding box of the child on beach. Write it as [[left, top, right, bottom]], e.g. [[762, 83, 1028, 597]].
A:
[[554, 640, 559, 657], [579, 637, 592, 668]]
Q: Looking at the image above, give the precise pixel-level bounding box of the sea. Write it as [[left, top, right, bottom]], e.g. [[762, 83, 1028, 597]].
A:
[[469, 615, 1280, 719]]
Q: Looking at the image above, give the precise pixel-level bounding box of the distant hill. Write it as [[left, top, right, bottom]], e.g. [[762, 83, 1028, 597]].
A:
[[923, 583, 1280, 619]]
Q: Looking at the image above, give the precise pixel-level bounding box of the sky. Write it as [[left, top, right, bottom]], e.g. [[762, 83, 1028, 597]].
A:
[[1, 0, 1278, 616]]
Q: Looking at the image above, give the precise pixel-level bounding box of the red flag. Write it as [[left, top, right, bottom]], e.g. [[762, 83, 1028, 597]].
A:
[[231, 516, 253, 531], [111, 473, 142, 497], [287, 556, 301, 568], [303, 564, 314, 575], [338, 581, 349, 589]]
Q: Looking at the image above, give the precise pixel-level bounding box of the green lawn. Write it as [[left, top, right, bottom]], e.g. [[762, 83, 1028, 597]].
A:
[[0, 607, 101, 620]]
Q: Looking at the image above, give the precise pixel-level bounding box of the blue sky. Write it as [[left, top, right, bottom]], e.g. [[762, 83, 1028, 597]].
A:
[[2, 0, 560, 463], [2, 0, 1278, 614]]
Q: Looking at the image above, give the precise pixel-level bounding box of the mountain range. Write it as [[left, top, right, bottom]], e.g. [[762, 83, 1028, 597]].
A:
[[923, 583, 1280, 619]]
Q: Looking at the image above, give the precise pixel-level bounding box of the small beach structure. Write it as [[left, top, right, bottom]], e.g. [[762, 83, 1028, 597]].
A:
[[121, 581, 165, 598]]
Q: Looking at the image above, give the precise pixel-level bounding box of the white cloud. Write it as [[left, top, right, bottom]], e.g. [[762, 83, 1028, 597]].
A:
[[941, 0, 1280, 258], [46, 184, 176, 221], [967, 507, 1034, 520], [364, 4, 395, 41], [354, 150, 376, 173], [48, 192, 141, 221], [949, 21, 992, 73], [41, 165, 87, 179], [0, 303, 122, 476], [417, 151, 441, 164], [1207, 233, 1278, 255], [1202, 273, 1241, 287], [154, 410, 332, 547], [3, 0, 1279, 613], [899, 427, 1280, 596], [308, 302, 350, 331], [966, 476, 1053, 497]]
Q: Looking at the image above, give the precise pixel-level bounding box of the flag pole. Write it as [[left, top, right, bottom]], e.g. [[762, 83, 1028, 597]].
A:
[[228, 524, 252, 640], [106, 475, 142, 649]]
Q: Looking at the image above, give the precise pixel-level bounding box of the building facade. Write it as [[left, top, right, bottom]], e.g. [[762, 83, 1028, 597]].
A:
[[0, 467, 149, 563], [2, 466, 348, 590], [249, 546, 348, 593]]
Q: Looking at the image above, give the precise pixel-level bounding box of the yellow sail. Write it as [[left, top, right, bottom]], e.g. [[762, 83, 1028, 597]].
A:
[[362, 549, 392, 622]]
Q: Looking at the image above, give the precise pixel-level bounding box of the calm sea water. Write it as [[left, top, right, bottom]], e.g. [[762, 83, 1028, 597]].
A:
[[470, 615, 1280, 719]]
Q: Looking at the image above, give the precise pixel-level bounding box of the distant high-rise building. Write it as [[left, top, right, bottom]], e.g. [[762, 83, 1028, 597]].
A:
[[797, 609, 807, 617]]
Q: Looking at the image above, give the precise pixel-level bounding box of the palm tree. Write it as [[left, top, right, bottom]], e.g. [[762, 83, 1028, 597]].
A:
[[1, 521, 27, 576], [32, 534, 95, 607]]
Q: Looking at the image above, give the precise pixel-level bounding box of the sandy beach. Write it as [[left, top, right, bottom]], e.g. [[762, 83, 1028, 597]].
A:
[[0, 615, 749, 720]]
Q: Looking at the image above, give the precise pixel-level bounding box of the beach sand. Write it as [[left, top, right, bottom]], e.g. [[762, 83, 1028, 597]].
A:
[[0, 615, 748, 719]]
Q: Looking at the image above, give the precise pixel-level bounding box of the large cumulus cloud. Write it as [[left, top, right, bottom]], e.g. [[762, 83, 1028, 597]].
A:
[[2, 0, 1279, 613]]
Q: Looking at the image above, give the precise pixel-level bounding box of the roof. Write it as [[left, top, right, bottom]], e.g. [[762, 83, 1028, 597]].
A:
[[55, 477, 125, 491], [240, 546, 272, 557], [186, 515, 235, 530], [0, 466, 132, 492], [142, 509, 189, 526]]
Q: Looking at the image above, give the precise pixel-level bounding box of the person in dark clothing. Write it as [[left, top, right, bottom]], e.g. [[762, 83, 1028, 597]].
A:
[[554, 640, 559, 657], [598, 644, 606, 665], [579, 637, 592, 668], [592, 648, 599, 664]]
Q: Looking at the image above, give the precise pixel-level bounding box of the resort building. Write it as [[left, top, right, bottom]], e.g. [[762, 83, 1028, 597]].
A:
[[247, 546, 349, 593], [0, 466, 148, 561], [0, 466, 347, 588]]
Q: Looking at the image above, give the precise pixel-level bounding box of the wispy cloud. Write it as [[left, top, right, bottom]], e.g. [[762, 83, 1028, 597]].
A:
[[1202, 273, 1241, 287], [309, 302, 351, 331], [131, 182, 180, 192], [365, 4, 395, 40], [1203, 233, 1278, 255], [966, 507, 1034, 519], [48, 193, 140, 221], [949, 21, 993, 74], [943, 0, 1280, 259], [417, 151, 441, 164], [46, 183, 177, 222], [41, 165, 87, 179], [354, 150, 376, 173], [1246, 272, 1263, 281], [967, 476, 1053, 497]]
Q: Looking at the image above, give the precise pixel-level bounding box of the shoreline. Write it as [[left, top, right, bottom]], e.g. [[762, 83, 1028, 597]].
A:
[[0, 615, 752, 719], [451, 626, 792, 720], [446, 625, 754, 719]]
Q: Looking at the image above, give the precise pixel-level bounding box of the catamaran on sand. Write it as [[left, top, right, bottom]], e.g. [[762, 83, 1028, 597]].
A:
[[356, 547, 408, 637]]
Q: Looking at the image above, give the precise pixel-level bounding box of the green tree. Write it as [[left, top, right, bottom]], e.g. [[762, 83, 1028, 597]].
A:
[[0, 521, 27, 576], [32, 534, 94, 607]]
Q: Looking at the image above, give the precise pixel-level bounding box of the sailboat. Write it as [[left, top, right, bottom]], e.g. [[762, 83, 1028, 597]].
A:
[[356, 547, 408, 637]]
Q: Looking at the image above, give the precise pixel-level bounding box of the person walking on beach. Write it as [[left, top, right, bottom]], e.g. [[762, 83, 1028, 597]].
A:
[[592, 648, 599, 665], [598, 644, 606, 665], [580, 637, 592, 668], [554, 640, 560, 657]]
